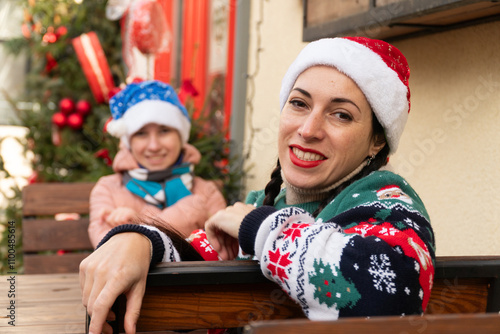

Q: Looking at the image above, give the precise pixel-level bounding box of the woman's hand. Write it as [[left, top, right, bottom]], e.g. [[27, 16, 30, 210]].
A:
[[103, 207, 138, 227], [80, 233, 151, 334], [205, 202, 255, 260]]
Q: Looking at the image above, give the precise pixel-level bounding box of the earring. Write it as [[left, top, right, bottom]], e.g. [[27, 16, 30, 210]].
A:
[[367, 154, 375, 166]]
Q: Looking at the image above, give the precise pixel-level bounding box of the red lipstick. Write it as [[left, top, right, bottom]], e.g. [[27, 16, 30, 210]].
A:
[[289, 146, 326, 168]]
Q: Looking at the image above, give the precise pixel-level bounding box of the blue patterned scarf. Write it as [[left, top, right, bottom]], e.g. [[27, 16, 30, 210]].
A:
[[123, 163, 193, 209]]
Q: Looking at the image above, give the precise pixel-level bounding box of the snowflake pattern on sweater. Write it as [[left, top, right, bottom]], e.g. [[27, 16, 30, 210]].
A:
[[245, 171, 435, 320]]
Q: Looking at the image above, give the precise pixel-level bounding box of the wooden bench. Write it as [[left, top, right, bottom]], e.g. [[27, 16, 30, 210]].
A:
[[22, 182, 95, 274], [106, 256, 500, 333]]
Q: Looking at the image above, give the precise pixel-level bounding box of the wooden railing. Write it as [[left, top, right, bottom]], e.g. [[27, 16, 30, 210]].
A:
[[244, 313, 500, 334]]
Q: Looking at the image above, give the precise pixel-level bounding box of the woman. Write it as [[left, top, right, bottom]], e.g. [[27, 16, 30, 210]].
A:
[[88, 80, 226, 247], [81, 37, 434, 334]]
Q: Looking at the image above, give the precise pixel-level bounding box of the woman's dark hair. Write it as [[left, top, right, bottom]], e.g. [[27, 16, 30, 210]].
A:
[[263, 113, 390, 217], [262, 159, 283, 208], [142, 215, 205, 261]]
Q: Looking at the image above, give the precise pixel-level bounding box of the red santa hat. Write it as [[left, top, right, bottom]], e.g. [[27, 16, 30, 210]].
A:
[[279, 37, 411, 153]]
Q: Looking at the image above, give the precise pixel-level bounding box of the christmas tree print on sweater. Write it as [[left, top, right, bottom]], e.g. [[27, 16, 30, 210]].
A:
[[309, 258, 361, 309]]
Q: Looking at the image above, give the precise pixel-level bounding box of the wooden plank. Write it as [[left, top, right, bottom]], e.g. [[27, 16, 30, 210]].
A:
[[111, 260, 305, 331], [402, 2, 500, 26], [16, 300, 85, 326], [155, 259, 261, 270], [23, 218, 92, 252], [244, 313, 500, 334], [376, 0, 404, 6], [116, 282, 305, 332], [303, 0, 500, 42], [149, 260, 270, 286], [16, 277, 83, 303], [434, 256, 500, 278], [0, 323, 85, 334], [22, 182, 95, 216], [429, 256, 500, 314], [22, 182, 95, 274], [0, 273, 86, 333], [16, 272, 81, 286], [427, 278, 489, 314], [306, 0, 370, 27], [24, 252, 90, 274]]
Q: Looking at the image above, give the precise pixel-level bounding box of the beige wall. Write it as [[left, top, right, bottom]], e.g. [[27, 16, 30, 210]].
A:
[[391, 23, 500, 256], [243, 0, 500, 256]]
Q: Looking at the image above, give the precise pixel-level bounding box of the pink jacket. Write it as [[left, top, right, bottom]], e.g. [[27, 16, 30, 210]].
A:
[[88, 144, 227, 248]]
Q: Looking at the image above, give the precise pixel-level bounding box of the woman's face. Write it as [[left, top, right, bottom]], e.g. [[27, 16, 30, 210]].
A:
[[278, 65, 384, 191], [130, 123, 182, 171]]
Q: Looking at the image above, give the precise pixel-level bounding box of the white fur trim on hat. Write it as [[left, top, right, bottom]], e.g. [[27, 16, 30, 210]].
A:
[[107, 118, 127, 138], [279, 38, 409, 153], [120, 99, 191, 146]]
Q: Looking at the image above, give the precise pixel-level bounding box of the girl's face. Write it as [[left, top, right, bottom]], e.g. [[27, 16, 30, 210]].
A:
[[278, 65, 385, 191], [130, 123, 182, 171]]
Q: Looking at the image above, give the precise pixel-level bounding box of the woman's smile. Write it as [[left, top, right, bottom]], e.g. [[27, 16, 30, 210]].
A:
[[289, 145, 326, 168]]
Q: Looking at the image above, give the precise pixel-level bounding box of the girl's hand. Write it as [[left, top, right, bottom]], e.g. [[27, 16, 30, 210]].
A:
[[183, 143, 201, 165], [103, 207, 138, 227], [205, 202, 255, 260], [80, 232, 151, 334]]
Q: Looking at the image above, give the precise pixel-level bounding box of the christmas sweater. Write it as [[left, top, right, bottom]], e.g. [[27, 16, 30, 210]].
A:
[[239, 170, 435, 319], [101, 170, 434, 320]]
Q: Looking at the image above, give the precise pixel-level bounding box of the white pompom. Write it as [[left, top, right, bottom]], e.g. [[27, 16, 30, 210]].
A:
[[106, 119, 127, 138]]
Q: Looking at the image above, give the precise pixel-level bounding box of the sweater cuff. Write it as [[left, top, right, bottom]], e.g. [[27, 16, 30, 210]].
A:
[[96, 224, 165, 268], [239, 206, 277, 255]]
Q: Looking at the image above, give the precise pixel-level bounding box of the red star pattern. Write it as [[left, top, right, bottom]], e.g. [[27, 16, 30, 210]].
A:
[[267, 248, 292, 282], [283, 223, 310, 242]]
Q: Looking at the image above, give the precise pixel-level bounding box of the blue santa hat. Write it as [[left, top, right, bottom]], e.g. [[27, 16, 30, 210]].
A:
[[107, 80, 191, 146]]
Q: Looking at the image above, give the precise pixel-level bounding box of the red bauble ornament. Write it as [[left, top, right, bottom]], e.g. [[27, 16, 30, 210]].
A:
[[76, 100, 92, 116], [59, 98, 75, 114], [43, 32, 57, 43], [52, 112, 67, 128], [55, 26, 67, 38], [67, 113, 84, 130]]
